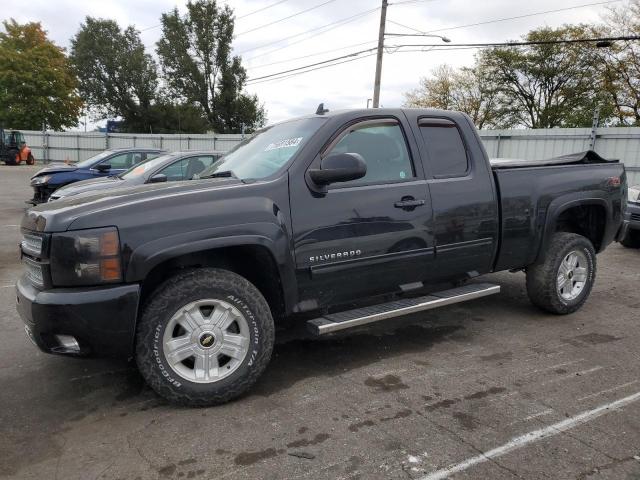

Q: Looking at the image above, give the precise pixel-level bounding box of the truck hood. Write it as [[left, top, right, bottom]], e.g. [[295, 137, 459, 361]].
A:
[[22, 177, 243, 233], [31, 163, 78, 179], [50, 176, 124, 199]]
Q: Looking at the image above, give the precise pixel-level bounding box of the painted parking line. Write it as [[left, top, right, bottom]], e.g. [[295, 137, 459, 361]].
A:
[[419, 390, 640, 480]]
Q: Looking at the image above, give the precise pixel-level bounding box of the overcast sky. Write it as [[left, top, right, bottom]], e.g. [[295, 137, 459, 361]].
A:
[[2, 0, 626, 127]]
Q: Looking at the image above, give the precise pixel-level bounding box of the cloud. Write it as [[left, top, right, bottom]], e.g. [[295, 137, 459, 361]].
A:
[[2, 0, 619, 126]]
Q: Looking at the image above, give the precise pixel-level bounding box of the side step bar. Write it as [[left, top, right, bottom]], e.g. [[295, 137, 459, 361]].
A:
[[307, 283, 500, 335]]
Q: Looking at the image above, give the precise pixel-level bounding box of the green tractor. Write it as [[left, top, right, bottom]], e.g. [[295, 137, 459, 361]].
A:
[[1, 128, 35, 165]]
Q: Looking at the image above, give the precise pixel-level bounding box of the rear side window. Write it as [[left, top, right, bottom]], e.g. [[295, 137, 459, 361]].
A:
[[419, 120, 468, 178], [327, 122, 414, 186]]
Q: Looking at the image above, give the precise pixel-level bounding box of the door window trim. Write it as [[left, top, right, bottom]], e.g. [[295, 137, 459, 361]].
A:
[[318, 117, 418, 189], [417, 116, 472, 179]]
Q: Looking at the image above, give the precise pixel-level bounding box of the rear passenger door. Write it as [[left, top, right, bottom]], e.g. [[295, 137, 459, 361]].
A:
[[408, 114, 498, 280]]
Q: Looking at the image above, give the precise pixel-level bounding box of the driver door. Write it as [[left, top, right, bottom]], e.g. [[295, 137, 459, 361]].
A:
[[290, 117, 435, 308]]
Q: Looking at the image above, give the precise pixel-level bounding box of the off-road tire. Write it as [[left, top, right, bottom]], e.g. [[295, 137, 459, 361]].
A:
[[26, 153, 35, 165], [526, 233, 596, 315], [620, 229, 640, 249], [136, 268, 275, 406]]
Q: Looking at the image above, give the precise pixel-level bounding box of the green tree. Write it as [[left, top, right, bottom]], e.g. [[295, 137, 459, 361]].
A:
[[70, 17, 158, 132], [599, 1, 640, 125], [480, 25, 613, 128], [157, 0, 265, 133], [404, 63, 505, 129], [0, 20, 81, 130]]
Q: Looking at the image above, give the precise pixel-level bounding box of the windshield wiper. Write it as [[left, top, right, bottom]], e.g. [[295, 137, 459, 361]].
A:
[[198, 170, 238, 180]]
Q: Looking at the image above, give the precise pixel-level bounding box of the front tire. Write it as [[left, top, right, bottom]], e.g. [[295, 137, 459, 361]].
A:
[[526, 233, 596, 315], [136, 268, 275, 406], [26, 153, 35, 165], [620, 229, 640, 249]]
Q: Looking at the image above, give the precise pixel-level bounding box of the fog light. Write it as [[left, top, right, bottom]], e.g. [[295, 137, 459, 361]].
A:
[[54, 334, 80, 353]]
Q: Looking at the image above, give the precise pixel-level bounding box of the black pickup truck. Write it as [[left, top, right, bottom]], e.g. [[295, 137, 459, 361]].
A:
[[16, 108, 627, 406]]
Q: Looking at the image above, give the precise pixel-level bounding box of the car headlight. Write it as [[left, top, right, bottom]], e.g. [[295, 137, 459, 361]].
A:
[[49, 227, 122, 286], [629, 185, 640, 204], [31, 175, 52, 186]]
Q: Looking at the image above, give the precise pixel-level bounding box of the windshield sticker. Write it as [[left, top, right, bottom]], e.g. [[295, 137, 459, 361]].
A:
[[265, 137, 303, 151]]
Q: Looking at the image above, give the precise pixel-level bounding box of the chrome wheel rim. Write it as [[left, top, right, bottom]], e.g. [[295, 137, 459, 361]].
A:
[[162, 299, 250, 384], [557, 250, 589, 301]]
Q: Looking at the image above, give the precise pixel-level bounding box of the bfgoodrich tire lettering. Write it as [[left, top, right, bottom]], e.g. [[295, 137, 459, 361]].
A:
[[136, 268, 274, 406], [526, 232, 596, 315]]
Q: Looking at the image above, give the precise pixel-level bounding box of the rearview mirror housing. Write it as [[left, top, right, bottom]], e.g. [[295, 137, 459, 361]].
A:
[[308, 152, 367, 186], [149, 173, 168, 184]]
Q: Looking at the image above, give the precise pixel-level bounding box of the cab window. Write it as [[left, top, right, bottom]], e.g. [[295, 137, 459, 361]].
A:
[[326, 121, 414, 186], [158, 156, 217, 181], [419, 120, 469, 178]]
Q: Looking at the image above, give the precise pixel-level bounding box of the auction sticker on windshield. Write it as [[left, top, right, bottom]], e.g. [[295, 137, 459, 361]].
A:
[[265, 137, 303, 151]]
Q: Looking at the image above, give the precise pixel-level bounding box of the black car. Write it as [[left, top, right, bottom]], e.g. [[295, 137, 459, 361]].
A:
[[29, 148, 164, 204], [49, 151, 224, 201], [16, 108, 627, 406], [621, 184, 640, 248]]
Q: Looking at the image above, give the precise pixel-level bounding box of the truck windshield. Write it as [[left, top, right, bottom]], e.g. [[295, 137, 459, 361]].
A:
[[198, 118, 324, 181]]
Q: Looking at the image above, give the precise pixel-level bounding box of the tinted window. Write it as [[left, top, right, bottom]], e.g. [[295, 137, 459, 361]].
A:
[[328, 123, 414, 186], [419, 124, 468, 177], [158, 156, 217, 182], [98, 152, 142, 170]]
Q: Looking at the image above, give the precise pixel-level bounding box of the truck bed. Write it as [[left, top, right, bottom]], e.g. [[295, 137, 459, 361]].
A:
[[490, 150, 618, 169], [491, 154, 626, 273]]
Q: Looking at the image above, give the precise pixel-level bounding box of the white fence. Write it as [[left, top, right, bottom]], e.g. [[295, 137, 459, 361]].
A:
[[21, 131, 245, 164], [479, 127, 640, 185], [22, 127, 640, 185]]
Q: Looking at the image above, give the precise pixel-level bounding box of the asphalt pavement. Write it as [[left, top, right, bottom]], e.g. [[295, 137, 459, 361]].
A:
[[1, 164, 639, 480]]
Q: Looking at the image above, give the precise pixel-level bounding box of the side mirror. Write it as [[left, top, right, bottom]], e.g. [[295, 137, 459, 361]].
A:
[[149, 173, 168, 183], [95, 163, 111, 173], [308, 152, 366, 186]]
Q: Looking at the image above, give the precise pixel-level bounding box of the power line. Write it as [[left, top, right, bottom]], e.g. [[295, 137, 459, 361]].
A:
[[385, 35, 640, 46], [247, 47, 378, 83], [246, 40, 379, 71], [419, 0, 623, 35], [236, 0, 290, 20], [247, 52, 378, 86], [236, 0, 337, 36], [245, 35, 640, 85], [386, 19, 426, 33], [238, 6, 380, 56]]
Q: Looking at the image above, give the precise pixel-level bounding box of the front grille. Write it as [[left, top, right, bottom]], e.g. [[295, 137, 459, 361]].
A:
[[21, 234, 43, 257], [631, 213, 640, 222], [23, 257, 44, 287]]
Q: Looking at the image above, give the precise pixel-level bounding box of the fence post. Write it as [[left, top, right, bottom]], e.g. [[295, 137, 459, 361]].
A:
[[213, 136, 216, 151], [589, 106, 600, 151], [105, 133, 110, 150], [496, 134, 501, 158], [187, 137, 191, 150], [76, 134, 80, 162], [133, 135, 136, 147]]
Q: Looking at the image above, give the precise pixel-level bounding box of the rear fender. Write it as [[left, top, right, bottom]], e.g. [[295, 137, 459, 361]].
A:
[[536, 191, 612, 262]]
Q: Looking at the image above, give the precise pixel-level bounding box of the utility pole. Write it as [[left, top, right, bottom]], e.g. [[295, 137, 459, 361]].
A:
[[372, 0, 388, 108]]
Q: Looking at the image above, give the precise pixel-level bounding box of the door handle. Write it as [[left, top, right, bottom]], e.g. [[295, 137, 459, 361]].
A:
[[394, 198, 426, 209]]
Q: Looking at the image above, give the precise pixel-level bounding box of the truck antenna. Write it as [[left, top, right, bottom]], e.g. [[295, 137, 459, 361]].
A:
[[315, 103, 329, 115]]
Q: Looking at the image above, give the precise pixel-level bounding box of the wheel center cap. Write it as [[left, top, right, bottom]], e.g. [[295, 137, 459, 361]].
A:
[[568, 271, 574, 279], [199, 332, 216, 348]]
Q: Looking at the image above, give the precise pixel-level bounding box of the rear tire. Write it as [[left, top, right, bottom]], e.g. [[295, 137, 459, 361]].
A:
[[526, 233, 596, 315], [136, 268, 275, 406], [620, 229, 640, 249]]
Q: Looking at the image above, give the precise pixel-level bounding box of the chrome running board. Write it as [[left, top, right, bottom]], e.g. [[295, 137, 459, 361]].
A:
[[307, 283, 500, 335]]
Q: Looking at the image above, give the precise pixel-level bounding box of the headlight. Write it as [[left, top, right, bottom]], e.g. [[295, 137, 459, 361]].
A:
[[31, 175, 52, 186], [50, 227, 122, 286], [629, 185, 640, 204]]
